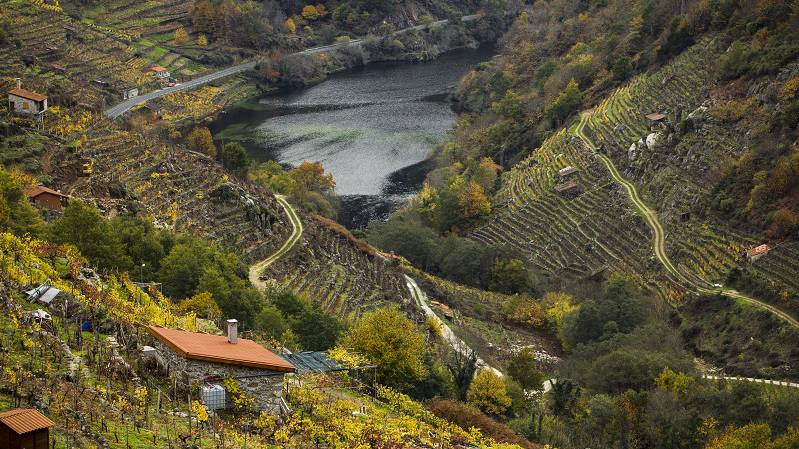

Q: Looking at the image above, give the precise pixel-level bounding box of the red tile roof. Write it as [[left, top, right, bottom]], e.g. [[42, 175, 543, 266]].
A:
[[0, 409, 54, 435], [8, 88, 47, 102], [147, 326, 295, 372], [25, 185, 68, 199], [151, 66, 168, 73]]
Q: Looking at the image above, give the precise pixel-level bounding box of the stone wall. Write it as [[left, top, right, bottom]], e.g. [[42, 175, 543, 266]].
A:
[[149, 339, 286, 413]]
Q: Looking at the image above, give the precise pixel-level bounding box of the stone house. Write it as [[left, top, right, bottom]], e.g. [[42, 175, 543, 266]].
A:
[[150, 66, 170, 80], [146, 320, 295, 413], [8, 84, 48, 116]]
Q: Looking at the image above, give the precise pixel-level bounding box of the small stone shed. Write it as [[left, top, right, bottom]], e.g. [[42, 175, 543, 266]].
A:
[[146, 321, 295, 413], [0, 408, 54, 449]]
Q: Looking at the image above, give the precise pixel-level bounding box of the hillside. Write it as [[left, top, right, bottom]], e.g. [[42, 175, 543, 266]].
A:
[[4, 1, 799, 449]]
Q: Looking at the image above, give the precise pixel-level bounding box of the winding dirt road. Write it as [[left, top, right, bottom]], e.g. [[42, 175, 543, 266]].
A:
[[248, 194, 303, 291], [573, 112, 799, 329]]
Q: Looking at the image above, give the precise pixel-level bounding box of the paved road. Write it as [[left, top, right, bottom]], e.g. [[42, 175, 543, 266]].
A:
[[404, 275, 503, 378], [104, 14, 483, 119], [573, 112, 799, 329], [248, 194, 304, 291], [104, 62, 257, 118]]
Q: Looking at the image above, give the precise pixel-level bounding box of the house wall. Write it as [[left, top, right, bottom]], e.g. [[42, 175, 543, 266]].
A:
[[150, 339, 286, 413], [8, 95, 46, 114], [31, 193, 64, 210]]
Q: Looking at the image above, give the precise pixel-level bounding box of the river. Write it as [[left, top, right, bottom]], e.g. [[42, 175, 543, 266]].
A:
[[211, 45, 494, 229]]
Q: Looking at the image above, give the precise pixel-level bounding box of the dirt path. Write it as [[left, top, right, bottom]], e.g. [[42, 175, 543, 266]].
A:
[[573, 112, 799, 329], [248, 195, 303, 291]]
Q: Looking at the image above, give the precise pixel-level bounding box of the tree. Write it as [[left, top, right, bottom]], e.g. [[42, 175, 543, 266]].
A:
[[489, 258, 529, 293], [466, 370, 512, 416], [507, 348, 544, 390], [220, 142, 250, 174], [186, 127, 217, 157], [457, 180, 491, 219], [249, 161, 296, 195], [176, 292, 221, 320], [293, 306, 342, 351], [448, 348, 478, 400], [254, 304, 288, 340], [549, 378, 580, 418], [544, 78, 583, 125], [302, 5, 320, 20], [47, 200, 131, 271], [0, 168, 42, 235], [286, 17, 297, 34], [704, 423, 772, 449], [111, 216, 170, 279], [174, 26, 189, 45], [290, 161, 335, 194], [341, 306, 427, 389], [197, 34, 208, 46], [767, 208, 798, 239]]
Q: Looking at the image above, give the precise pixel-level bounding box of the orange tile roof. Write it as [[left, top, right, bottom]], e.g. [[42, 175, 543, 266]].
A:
[[8, 88, 47, 102], [25, 185, 68, 198], [746, 244, 770, 258], [645, 112, 667, 121], [151, 66, 168, 72], [147, 326, 295, 372], [0, 409, 54, 434]]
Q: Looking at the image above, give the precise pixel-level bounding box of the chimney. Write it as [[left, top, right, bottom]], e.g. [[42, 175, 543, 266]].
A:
[[15, 78, 21, 89], [226, 319, 238, 344]]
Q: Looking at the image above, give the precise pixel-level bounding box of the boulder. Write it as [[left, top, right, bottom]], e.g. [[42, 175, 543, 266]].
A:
[[645, 132, 661, 150], [687, 105, 708, 122]]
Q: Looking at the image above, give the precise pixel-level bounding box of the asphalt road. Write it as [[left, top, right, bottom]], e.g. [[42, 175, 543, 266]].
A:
[[104, 14, 482, 119]]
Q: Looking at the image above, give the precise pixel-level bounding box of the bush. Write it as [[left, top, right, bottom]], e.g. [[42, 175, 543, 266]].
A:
[[466, 370, 512, 416], [428, 399, 537, 448]]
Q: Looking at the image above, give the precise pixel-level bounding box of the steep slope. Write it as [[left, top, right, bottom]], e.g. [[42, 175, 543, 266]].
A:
[[471, 38, 799, 322]]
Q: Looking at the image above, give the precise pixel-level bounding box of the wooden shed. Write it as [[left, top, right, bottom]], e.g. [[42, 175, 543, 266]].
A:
[[25, 186, 68, 210], [0, 408, 54, 449]]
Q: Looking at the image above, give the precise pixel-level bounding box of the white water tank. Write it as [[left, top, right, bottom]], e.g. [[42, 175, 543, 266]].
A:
[[201, 384, 225, 411]]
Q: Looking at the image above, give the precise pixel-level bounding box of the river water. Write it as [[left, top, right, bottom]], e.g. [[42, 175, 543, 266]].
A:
[[211, 46, 494, 228]]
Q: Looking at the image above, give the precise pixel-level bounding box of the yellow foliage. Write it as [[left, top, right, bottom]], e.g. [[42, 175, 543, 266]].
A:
[[192, 400, 209, 422], [781, 76, 799, 101], [301, 5, 320, 20], [466, 370, 512, 416], [286, 17, 297, 34], [174, 26, 189, 45]]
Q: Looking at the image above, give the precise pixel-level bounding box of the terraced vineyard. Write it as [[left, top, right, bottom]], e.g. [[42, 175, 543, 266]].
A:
[[261, 220, 413, 320], [473, 39, 799, 313], [68, 121, 293, 262], [470, 127, 661, 291], [581, 40, 799, 303], [63, 119, 415, 322]]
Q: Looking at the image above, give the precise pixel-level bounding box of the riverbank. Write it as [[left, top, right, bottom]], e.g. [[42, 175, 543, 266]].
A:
[[211, 45, 497, 229]]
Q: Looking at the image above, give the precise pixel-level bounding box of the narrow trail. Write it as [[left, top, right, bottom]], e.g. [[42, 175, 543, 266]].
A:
[[404, 275, 503, 377], [703, 375, 799, 389], [249, 195, 303, 291], [573, 112, 799, 329]]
